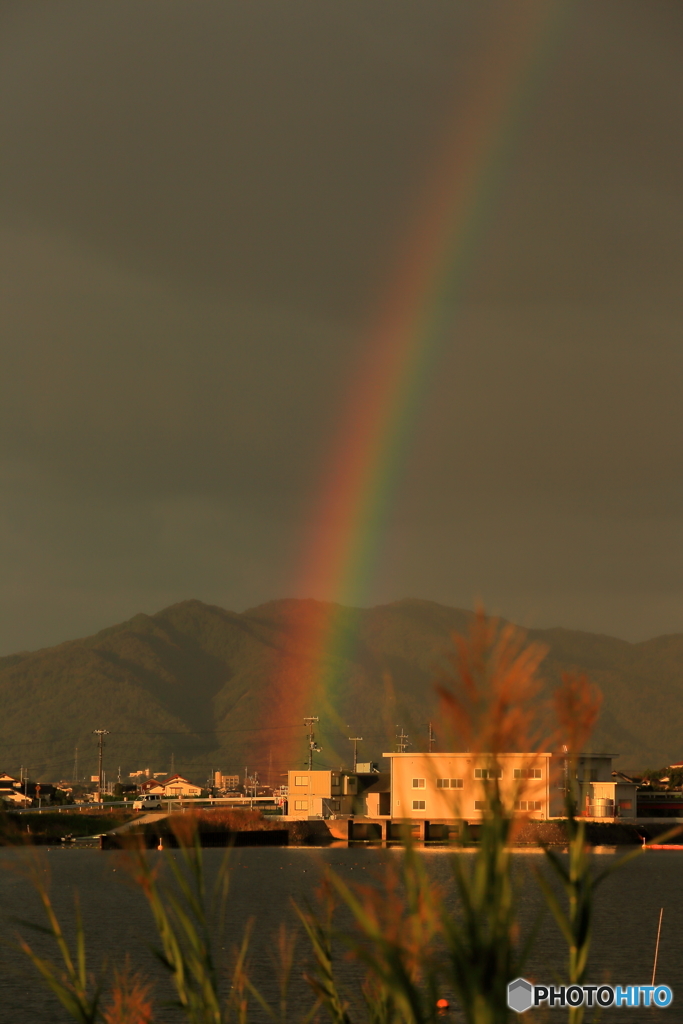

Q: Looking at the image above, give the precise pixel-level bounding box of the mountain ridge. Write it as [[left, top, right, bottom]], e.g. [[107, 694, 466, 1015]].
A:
[[0, 598, 678, 782]]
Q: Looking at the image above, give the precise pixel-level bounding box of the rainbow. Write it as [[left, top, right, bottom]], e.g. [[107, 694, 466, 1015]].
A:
[[266, 5, 569, 769]]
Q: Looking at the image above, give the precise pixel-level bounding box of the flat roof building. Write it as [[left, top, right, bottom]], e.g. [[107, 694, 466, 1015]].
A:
[[384, 752, 552, 821], [286, 769, 390, 819], [285, 752, 637, 825]]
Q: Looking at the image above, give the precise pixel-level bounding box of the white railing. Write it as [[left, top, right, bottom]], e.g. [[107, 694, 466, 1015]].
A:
[[9, 795, 281, 814]]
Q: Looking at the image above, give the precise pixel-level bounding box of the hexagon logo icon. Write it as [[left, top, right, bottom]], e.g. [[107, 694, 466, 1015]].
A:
[[508, 978, 533, 1013]]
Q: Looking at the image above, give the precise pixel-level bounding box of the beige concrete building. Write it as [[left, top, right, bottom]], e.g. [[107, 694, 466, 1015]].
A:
[[385, 752, 552, 821], [286, 769, 391, 819], [213, 772, 240, 791], [286, 770, 358, 818], [287, 753, 637, 824]]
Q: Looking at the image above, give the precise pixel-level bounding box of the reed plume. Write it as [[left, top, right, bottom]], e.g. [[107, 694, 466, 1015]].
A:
[[102, 964, 155, 1024]]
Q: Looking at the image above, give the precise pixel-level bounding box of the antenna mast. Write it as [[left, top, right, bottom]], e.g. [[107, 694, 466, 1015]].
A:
[[428, 722, 435, 752], [348, 736, 363, 772], [303, 716, 321, 770]]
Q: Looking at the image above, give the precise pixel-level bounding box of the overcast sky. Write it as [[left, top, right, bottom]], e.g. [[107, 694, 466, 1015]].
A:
[[1, 0, 683, 653]]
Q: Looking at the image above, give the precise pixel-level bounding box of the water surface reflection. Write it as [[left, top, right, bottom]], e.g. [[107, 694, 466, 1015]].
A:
[[0, 846, 680, 1023]]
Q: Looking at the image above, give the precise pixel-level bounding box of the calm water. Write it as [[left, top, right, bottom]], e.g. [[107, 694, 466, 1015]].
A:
[[0, 845, 681, 1023]]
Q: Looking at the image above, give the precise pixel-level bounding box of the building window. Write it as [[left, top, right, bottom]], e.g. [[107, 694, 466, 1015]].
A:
[[412, 800, 426, 810], [514, 801, 543, 811], [474, 800, 486, 810], [474, 767, 502, 780], [437, 778, 463, 788], [514, 768, 542, 779], [331, 800, 340, 811], [590, 769, 598, 782], [294, 776, 308, 787], [412, 778, 426, 788], [618, 800, 632, 811], [294, 800, 308, 811]]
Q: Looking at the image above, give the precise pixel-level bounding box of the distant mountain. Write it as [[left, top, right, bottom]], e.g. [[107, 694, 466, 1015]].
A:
[[0, 599, 678, 783]]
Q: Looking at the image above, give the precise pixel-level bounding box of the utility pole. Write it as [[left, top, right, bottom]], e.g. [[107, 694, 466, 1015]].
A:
[[396, 726, 409, 754], [93, 729, 109, 804], [171, 752, 175, 776], [73, 747, 78, 785], [303, 716, 321, 771], [348, 736, 363, 772], [428, 722, 435, 753]]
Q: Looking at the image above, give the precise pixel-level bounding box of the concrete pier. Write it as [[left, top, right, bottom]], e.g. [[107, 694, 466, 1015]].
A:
[[345, 818, 464, 842]]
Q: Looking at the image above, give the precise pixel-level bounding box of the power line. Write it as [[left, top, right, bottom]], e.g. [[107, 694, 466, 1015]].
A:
[[396, 726, 409, 753]]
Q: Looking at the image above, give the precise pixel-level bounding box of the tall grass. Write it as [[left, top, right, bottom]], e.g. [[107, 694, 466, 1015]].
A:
[[15, 613, 643, 1023], [533, 673, 644, 1024]]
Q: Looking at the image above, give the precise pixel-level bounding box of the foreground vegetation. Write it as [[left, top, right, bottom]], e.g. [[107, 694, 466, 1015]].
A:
[[13, 615, 652, 1023]]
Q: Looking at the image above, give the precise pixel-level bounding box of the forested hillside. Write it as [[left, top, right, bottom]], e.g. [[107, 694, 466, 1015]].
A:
[[0, 599, 678, 782]]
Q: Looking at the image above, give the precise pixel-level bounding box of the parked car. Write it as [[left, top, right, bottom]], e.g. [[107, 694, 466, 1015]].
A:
[[132, 793, 163, 811]]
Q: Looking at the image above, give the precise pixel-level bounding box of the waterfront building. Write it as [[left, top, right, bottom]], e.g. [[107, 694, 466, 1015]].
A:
[[286, 769, 389, 819], [285, 752, 637, 824], [385, 752, 552, 821], [549, 752, 637, 820]]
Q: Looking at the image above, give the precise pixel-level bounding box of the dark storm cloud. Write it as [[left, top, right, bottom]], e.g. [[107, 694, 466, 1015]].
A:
[[1, 1, 683, 651], [0, 1, 477, 319]]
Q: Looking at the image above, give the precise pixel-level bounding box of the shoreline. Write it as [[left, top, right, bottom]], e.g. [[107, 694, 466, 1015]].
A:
[[3, 810, 680, 849]]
